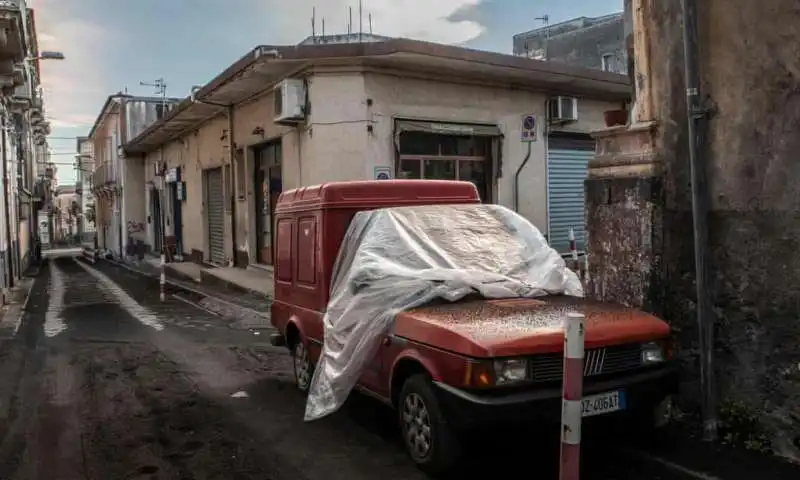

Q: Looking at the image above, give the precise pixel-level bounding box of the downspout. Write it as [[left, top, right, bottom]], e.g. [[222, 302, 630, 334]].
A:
[[513, 100, 549, 215], [2, 114, 14, 288], [681, 0, 717, 441], [513, 143, 531, 212], [227, 106, 237, 266]]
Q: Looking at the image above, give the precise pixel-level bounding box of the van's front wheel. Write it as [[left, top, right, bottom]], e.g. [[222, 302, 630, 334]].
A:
[[292, 340, 313, 394], [398, 374, 462, 474]]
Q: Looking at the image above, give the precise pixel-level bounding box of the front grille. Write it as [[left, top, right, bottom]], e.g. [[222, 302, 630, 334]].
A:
[[529, 344, 642, 383]]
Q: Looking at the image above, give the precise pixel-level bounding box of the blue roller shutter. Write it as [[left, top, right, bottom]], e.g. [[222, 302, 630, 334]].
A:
[[546, 136, 594, 254]]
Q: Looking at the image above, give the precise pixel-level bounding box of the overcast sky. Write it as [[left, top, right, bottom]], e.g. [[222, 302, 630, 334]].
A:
[[32, 0, 622, 184]]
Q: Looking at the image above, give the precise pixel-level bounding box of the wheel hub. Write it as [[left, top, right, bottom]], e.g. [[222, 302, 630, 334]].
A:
[[294, 343, 311, 390], [402, 393, 432, 458]]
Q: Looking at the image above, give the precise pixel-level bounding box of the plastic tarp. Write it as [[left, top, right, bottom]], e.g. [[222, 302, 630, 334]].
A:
[[304, 204, 583, 421]]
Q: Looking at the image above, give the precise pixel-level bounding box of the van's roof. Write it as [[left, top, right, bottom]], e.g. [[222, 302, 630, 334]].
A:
[[275, 180, 480, 213]]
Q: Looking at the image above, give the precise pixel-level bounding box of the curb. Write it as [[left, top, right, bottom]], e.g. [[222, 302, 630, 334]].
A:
[[5, 266, 42, 337], [83, 256, 271, 323]]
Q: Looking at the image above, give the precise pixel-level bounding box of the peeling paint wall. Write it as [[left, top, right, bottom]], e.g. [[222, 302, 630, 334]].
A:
[[601, 0, 800, 460]]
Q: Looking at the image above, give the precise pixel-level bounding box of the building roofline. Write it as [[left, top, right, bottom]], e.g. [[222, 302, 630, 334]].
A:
[[512, 12, 624, 41], [125, 38, 630, 153], [87, 93, 183, 139]]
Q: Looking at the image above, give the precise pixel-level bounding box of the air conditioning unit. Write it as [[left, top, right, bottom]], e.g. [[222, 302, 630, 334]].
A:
[[548, 96, 578, 123], [273, 78, 306, 125]]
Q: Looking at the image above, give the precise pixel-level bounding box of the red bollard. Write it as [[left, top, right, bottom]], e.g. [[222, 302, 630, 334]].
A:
[[560, 312, 585, 480]]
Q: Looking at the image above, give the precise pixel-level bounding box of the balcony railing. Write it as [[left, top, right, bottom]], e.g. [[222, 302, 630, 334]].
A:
[[91, 162, 120, 191]]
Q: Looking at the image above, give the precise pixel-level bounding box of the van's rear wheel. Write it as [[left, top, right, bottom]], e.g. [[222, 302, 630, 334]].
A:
[[398, 374, 461, 474], [292, 340, 313, 394]]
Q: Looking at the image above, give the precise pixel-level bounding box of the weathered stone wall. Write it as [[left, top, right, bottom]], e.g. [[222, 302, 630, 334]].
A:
[[652, 0, 799, 460]]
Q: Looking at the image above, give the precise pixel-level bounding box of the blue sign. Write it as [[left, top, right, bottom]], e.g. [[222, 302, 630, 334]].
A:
[[374, 166, 392, 180]]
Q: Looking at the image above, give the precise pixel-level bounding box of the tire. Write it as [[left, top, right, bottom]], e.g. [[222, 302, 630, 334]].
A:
[[398, 374, 462, 475], [291, 339, 314, 394]]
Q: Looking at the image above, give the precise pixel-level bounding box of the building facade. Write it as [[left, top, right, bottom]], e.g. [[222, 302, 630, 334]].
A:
[[513, 13, 627, 74], [75, 136, 94, 243], [122, 40, 628, 271], [53, 185, 77, 242], [0, 1, 49, 298], [88, 94, 180, 258]]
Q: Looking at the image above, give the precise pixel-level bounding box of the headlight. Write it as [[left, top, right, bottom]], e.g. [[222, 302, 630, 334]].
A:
[[493, 358, 528, 384], [641, 341, 665, 364]]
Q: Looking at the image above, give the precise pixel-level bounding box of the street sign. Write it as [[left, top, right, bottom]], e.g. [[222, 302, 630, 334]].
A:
[[521, 114, 538, 142], [374, 166, 392, 180]]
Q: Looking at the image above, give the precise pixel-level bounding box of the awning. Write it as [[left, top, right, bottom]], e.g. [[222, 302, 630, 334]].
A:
[[395, 119, 502, 137], [393, 119, 502, 150]]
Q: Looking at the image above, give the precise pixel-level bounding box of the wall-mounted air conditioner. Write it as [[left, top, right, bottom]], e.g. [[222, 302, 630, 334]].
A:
[[548, 96, 579, 123], [273, 78, 306, 125]]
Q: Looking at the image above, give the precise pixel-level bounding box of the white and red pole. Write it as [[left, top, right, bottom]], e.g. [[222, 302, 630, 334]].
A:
[[568, 227, 580, 274], [560, 312, 585, 480]]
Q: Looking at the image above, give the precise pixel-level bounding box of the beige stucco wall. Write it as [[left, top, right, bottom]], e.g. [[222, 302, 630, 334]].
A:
[[363, 73, 611, 232], [133, 68, 615, 265]]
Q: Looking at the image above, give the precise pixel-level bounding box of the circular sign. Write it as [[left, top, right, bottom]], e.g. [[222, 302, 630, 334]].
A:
[[523, 115, 536, 130], [376, 172, 390, 180]]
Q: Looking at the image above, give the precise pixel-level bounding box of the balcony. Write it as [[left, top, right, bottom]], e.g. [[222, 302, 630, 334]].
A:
[[91, 162, 120, 194], [0, 1, 25, 64]]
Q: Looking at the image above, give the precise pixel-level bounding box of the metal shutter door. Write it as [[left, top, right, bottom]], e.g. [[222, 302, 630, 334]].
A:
[[205, 168, 225, 264], [547, 148, 593, 254]]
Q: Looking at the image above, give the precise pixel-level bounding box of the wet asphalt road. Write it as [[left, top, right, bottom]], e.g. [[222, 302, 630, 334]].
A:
[[0, 255, 708, 479]]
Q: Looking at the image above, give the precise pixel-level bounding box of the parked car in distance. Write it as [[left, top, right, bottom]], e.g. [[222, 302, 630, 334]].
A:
[[269, 180, 677, 474]]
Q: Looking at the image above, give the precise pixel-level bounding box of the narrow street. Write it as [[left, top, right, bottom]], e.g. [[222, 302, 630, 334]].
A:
[[0, 255, 766, 479]]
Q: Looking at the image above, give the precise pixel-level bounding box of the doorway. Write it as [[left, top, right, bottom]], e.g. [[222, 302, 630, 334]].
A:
[[253, 141, 282, 265], [150, 187, 163, 253]]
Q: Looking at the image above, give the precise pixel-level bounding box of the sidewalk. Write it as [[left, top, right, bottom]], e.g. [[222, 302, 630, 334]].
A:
[[90, 252, 274, 331], [0, 264, 40, 339]]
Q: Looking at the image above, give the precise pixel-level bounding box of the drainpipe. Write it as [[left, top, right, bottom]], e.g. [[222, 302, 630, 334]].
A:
[[681, 0, 717, 442], [513, 142, 532, 213], [227, 105, 237, 266], [1, 114, 14, 289]]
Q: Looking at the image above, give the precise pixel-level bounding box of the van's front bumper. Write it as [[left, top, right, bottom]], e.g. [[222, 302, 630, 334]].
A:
[[433, 364, 679, 430]]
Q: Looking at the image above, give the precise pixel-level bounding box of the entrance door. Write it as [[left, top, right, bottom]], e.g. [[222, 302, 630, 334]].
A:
[[151, 188, 162, 252], [254, 142, 282, 265], [205, 167, 225, 264]]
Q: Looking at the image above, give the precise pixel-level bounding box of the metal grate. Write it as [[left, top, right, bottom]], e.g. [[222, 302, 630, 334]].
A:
[[529, 343, 642, 383]]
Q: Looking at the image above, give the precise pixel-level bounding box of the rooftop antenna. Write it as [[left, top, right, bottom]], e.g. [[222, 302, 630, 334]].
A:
[[359, 0, 363, 41], [369, 13, 373, 34], [534, 15, 550, 60], [311, 7, 316, 41]]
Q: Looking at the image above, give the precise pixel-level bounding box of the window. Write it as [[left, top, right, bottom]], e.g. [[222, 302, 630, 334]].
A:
[[276, 219, 293, 282], [296, 217, 316, 284], [602, 53, 619, 73]]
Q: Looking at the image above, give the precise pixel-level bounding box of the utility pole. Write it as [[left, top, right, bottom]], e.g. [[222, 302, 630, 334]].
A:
[[140, 77, 168, 302]]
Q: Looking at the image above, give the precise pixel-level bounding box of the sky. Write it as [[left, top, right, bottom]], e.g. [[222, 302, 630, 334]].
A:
[[31, 0, 622, 185]]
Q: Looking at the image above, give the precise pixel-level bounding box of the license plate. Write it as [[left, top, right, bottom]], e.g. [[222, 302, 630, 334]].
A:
[[581, 390, 626, 417]]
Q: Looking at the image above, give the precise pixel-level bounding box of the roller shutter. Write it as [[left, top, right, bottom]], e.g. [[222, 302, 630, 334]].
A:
[[205, 167, 225, 264], [547, 135, 595, 254]]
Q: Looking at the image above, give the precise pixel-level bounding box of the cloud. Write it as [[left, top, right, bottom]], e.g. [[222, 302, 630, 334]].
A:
[[31, 0, 114, 131], [259, 0, 486, 45]]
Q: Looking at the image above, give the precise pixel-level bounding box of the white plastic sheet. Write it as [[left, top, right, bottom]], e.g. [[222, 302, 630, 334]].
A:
[[304, 204, 583, 421]]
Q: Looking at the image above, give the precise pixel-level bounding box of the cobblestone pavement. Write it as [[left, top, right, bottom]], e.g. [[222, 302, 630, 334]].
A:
[[0, 255, 796, 479]]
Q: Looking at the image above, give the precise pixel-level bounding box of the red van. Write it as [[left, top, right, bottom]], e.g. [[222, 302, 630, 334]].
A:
[[270, 180, 677, 474]]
